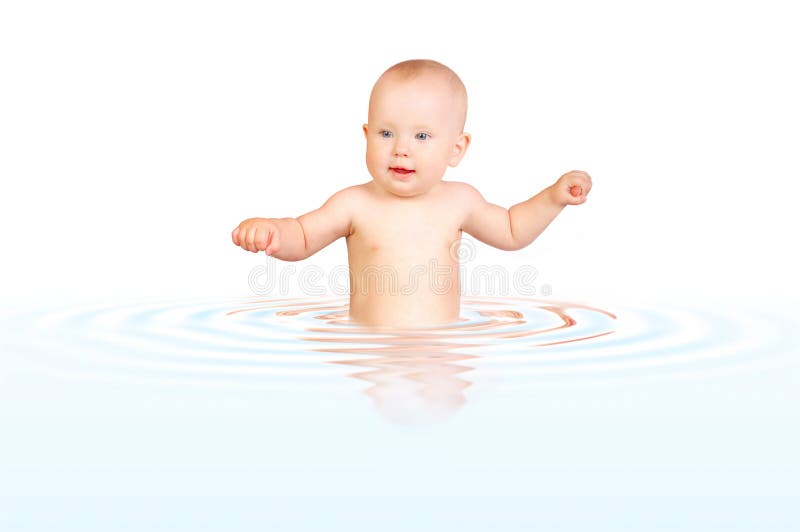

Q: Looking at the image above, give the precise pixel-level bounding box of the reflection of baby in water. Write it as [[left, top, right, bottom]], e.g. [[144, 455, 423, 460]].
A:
[[232, 59, 591, 327], [327, 343, 476, 425]]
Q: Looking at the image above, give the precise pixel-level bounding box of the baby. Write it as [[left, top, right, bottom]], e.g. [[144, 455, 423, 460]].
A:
[[232, 59, 592, 327]]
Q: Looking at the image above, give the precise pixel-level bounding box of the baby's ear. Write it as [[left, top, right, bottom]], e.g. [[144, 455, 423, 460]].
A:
[[448, 132, 471, 167], [362, 124, 369, 139]]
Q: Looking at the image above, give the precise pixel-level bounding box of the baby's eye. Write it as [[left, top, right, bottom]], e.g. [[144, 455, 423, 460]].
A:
[[415, 132, 430, 140], [379, 130, 393, 138]]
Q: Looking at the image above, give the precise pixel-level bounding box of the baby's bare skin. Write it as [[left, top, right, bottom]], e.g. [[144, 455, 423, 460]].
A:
[[346, 180, 464, 326], [232, 173, 588, 327], [231, 60, 592, 328]]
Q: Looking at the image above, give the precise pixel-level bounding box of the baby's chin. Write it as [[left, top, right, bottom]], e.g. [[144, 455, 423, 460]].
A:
[[372, 176, 443, 198]]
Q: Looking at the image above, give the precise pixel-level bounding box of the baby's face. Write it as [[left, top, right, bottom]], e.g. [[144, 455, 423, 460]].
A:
[[363, 73, 469, 198]]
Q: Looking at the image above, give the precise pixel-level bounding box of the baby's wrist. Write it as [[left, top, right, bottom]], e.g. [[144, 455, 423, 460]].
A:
[[545, 184, 567, 207]]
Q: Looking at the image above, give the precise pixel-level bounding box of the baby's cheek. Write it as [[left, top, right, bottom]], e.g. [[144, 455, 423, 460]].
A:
[[365, 152, 385, 174]]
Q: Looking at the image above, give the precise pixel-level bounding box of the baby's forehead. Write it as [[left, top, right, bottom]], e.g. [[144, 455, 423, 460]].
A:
[[378, 70, 460, 97], [369, 64, 468, 130], [372, 72, 467, 118]]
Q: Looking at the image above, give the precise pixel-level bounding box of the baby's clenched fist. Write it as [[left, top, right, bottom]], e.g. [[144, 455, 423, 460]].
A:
[[231, 218, 282, 255], [550, 170, 592, 206]]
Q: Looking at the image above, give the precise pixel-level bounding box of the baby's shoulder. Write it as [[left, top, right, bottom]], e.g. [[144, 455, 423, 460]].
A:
[[323, 183, 372, 207], [439, 180, 484, 205]]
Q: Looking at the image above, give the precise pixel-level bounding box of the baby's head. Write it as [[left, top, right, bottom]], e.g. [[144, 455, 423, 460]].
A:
[[363, 59, 470, 198]]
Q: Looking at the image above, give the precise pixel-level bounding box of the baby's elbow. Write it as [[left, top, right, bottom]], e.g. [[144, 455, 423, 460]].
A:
[[503, 228, 525, 251], [505, 232, 537, 252], [483, 235, 524, 252], [503, 239, 527, 252], [468, 232, 523, 252]]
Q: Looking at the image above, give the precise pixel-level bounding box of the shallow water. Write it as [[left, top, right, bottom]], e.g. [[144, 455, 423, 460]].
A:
[[1, 295, 798, 531]]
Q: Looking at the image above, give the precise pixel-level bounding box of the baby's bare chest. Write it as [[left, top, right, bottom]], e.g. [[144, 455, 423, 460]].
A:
[[347, 202, 463, 264]]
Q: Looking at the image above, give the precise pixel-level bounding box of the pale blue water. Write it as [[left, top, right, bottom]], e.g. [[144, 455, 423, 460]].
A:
[[1, 295, 798, 531]]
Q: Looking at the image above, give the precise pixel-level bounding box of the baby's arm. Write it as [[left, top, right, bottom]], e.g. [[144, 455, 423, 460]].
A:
[[460, 170, 592, 251], [231, 188, 353, 261]]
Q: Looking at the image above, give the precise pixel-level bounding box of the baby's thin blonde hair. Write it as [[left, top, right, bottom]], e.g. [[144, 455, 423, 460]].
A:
[[371, 59, 468, 132]]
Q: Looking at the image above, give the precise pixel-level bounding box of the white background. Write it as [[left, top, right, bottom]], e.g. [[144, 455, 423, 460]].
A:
[[1, 0, 798, 307]]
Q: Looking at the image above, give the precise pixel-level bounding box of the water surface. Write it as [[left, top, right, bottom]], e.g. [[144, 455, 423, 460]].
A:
[[1, 295, 798, 531]]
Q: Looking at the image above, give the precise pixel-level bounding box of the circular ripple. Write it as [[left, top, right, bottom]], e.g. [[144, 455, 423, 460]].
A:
[[0, 296, 793, 388]]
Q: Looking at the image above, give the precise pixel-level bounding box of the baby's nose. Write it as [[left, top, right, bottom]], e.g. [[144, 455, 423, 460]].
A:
[[393, 141, 409, 156]]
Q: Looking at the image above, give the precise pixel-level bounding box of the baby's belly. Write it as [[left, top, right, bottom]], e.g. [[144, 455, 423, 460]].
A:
[[348, 289, 461, 328], [346, 256, 462, 327]]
